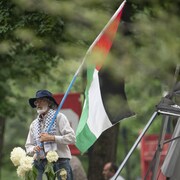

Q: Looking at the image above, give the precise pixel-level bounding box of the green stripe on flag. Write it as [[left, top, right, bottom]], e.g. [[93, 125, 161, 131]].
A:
[[76, 123, 97, 153], [75, 66, 96, 153]]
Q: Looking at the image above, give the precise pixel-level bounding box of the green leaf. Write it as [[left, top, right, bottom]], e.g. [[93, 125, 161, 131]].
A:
[[25, 171, 32, 180], [24, 166, 38, 180], [44, 163, 55, 180], [32, 166, 38, 179]]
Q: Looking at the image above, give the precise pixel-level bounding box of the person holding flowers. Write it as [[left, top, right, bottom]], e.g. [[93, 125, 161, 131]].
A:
[[25, 90, 76, 180]]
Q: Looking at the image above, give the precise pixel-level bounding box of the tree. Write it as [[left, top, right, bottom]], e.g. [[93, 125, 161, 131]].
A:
[[0, 0, 64, 174]]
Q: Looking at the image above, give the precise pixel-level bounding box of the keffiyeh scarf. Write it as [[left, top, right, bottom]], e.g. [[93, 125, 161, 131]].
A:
[[33, 109, 57, 157]]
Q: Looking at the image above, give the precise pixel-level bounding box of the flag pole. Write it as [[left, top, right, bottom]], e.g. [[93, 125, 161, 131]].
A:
[[47, 0, 126, 133]]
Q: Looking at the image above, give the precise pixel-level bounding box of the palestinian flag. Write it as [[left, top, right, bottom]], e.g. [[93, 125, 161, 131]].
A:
[[75, 0, 134, 153]]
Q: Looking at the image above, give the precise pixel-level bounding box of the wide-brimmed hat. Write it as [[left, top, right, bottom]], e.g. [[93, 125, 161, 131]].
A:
[[29, 90, 58, 108]]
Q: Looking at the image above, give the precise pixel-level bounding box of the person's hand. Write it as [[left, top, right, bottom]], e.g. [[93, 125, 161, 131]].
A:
[[33, 145, 42, 152], [33, 145, 45, 159], [40, 133, 55, 142]]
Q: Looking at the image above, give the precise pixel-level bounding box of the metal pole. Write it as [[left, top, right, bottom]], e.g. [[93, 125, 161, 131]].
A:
[[122, 127, 130, 180], [151, 115, 169, 180], [111, 111, 158, 180], [150, 65, 180, 179]]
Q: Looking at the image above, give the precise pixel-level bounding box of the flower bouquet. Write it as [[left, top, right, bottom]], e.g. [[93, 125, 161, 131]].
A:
[[44, 150, 59, 179], [10, 147, 59, 180], [10, 147, 36, 179]]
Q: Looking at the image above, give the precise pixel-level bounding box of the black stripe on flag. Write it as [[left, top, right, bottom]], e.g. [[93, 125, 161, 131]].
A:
[[99, 69, 135, 124]]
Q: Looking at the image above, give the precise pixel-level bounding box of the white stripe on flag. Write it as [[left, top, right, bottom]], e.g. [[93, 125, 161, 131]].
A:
[[87, 69, 112, 138]]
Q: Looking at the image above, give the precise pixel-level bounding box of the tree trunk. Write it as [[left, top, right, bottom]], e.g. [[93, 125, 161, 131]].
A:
[[88, 124, 119, 180], [0, 116, 5, 179]]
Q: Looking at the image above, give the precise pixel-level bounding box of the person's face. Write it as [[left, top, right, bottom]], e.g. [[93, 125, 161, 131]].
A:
[[34, 98, 49, 115], [102, 163, 114, 180]]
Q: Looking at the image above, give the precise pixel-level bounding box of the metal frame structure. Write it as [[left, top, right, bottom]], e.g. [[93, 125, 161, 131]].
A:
[[112, 65, 180, 180], [111, 109, 180, 180]]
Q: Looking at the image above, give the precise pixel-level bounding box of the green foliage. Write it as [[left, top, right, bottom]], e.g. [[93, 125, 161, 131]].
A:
[[43, 162, 56, 180], [25, 166, 38, 180], [0, 0, 65, 117]]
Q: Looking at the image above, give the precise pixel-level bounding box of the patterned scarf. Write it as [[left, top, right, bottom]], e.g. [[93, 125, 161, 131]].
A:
[[33, 109, 57, 156]]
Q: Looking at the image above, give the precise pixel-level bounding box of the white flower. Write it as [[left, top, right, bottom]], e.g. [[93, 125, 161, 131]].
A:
[[20, 156, 34, 172], [46, 151, 59, 163], [10, 147, 26, 166], [17, 165, 26, 178]]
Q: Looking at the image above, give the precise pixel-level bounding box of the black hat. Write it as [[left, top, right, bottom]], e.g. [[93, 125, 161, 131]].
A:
[[29, 90, 58, 108]]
